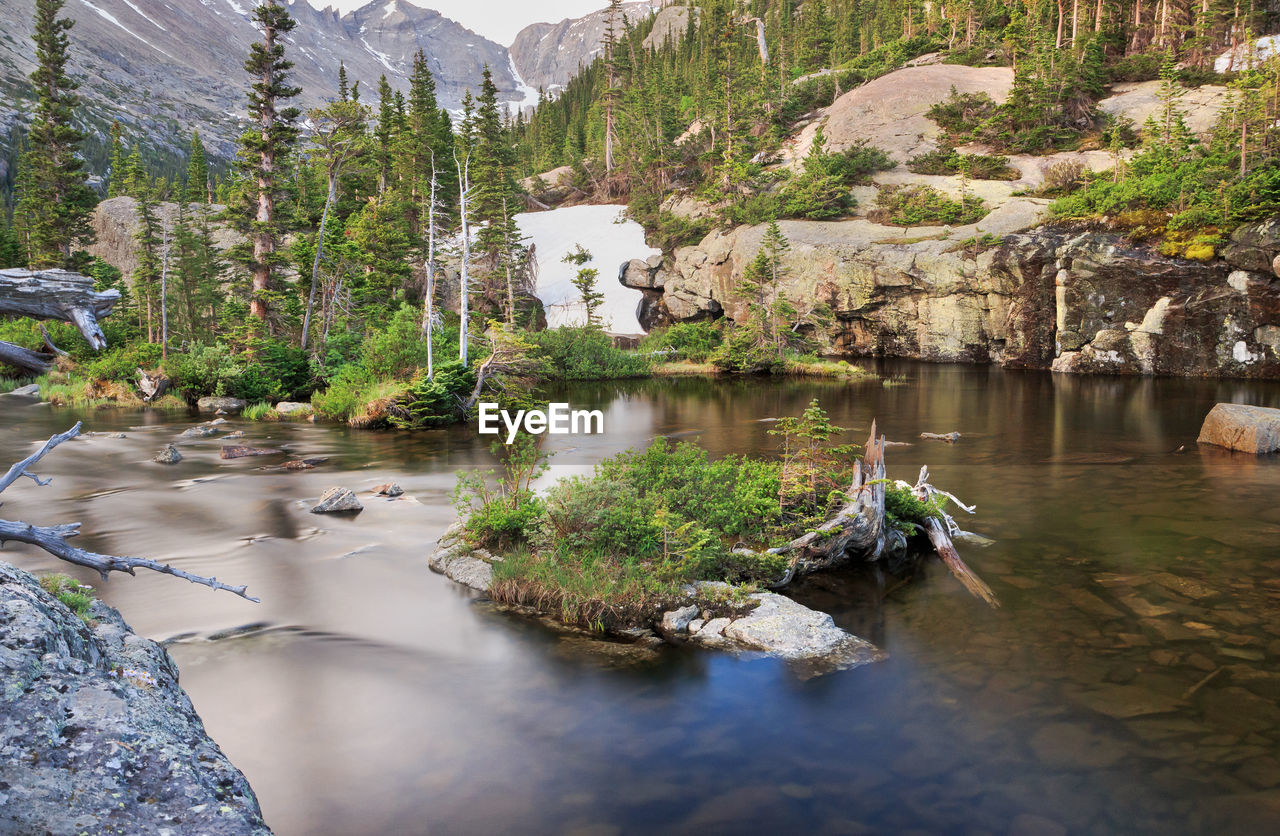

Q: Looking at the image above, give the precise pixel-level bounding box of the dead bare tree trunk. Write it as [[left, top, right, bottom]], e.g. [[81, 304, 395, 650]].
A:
[[0, 423, 258, 601]]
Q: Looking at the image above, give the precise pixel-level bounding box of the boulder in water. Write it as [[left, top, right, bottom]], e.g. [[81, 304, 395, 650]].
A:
[[153, 445, 182, 464], [311, 487, 363, 514], [4, 383, 40, 397], [1197, 403, 1280, 454]]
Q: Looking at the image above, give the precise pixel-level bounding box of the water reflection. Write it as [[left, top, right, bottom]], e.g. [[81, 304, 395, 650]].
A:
[[2, 363, 1279, 834]]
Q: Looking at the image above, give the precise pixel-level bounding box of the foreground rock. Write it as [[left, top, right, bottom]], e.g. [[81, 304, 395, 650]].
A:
[[311, 487, 363, 514], [197, 396, 247, 414], [428, 530, 884, 675], [1197, 403, 1280, 454], [0, 561, 270, 835], [3, 383, 40, 397], [428, 530, 497, 592]]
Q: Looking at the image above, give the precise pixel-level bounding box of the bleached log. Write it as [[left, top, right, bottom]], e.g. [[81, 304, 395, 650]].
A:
[[0, 268, 120, 351], [0, 422, 259, 602], [0, 340, 54, 375]]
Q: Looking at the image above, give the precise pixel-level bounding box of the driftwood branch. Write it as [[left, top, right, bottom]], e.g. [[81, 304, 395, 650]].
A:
[[911, 465, 998, 608], [0, 423, 260, 602]]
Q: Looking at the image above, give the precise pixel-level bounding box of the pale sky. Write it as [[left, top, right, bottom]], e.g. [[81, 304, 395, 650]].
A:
[[306, 0, 611, 45]]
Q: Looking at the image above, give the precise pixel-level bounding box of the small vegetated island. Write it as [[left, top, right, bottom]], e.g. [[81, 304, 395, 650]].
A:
[[434, 400, 995, 674]]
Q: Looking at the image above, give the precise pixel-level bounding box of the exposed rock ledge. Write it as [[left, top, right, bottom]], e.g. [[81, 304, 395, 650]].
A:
[[428, 526, 885, 676], [622, 217, 1280, 379], [0, 561, 271, 836]]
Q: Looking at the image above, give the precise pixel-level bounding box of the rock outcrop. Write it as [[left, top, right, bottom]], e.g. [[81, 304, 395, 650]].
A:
[[1197, 403, 1280, 454], [624, 216, 1280, 378], [0, 561, 270, 835]]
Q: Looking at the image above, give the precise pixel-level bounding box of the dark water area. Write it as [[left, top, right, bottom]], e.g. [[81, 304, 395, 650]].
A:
[[2, 362, 1280, 835]]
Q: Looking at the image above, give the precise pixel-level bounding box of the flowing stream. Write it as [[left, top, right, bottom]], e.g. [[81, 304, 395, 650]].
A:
[[2, 363, 1280, 834]]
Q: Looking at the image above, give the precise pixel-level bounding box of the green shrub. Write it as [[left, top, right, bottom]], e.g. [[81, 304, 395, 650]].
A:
[[39, 574, 95, 623], [869, 184, 987, 226], [362, 304, 429, 380], [538, 476, 664, 559], [388, 360, 475, 428], [311, 363, 376, 420], [926, 89, 999, 137], [638, 321, 723, 362], [907, 148, 1019, 180], [80, 341, 163, 381], [711, 323, 789, 374], [527, 327, 650, 380]]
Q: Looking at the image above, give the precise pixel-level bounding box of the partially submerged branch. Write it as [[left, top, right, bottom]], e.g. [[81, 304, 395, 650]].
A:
[[766, 422, 998, 608], [0, 423, 259, 602]]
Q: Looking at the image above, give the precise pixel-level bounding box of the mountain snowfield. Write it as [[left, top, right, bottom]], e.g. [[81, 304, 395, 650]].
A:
[[305, 1, 614, 45], [517, 205, 656, 334]]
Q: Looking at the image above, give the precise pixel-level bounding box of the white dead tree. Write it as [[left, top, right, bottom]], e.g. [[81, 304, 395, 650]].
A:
[[0, 423, 259, 601], [420, 151, 442, 378], [455, 149, 475, 366]]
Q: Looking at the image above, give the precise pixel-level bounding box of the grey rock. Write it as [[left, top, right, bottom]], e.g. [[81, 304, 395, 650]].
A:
[[180, 423, 221, 438], [687, 618, 705, 634], [427, 541, 493, 592], [721, 592, 885, 667], [275, 401, 313, 417], [0, 561, 269, 835], [4, 383, 40, 397], [153, 444, 182, 465], [660, 605, 700, 634], [371, 482, 405, 498], [1197, 403, 1280, 454], [310, 488, 363, 514], [197, 396, 247, 415]]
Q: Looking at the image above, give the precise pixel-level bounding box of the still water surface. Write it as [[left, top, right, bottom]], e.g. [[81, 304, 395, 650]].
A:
[[2, 362, 1279, 835]]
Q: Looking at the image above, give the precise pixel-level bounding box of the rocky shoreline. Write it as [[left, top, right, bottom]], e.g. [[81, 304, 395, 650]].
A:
[[622, 219, 1280, 380], [0, 561, 271, 836], [428, 523, 886, 677]]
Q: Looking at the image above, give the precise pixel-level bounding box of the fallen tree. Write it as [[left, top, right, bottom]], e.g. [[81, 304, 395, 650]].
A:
[[0, 422, 259, 601], [0, 268, 120, 374]]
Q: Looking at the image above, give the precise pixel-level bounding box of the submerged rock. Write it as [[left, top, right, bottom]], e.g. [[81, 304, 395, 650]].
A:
[[1197, 403, 1280, 454], [180, 423, 221, 438], [0, 561, 270, 835], [311, 487, 363, 514], [371, 482, 405, 497], [153, 444, 182, 464], [221, 445, 283, 460]]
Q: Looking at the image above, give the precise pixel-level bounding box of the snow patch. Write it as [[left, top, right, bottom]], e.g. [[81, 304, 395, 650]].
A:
[[224, 0, 248, 16], [120, 0, 166, 30], [516, 204, 657, 333], [360, 37, 399, 73], [76, 0, 173, 58], [506, 54, 541, 114]]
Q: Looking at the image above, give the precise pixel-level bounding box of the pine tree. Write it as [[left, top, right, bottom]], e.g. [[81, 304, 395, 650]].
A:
[[106, 121, 127, 198], [337, 60, 350, 102], [230, 0, 302, 324], [563, 244, 605, 328], [17, 0, 97, 269], [184, 131, 210, 205], [468, 66, 524, 320]]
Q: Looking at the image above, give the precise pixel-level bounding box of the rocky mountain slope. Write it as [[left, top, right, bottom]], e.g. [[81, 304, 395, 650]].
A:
[[0, 0, 525, 162], [508, 1, 665, 94], [0, 561, 270, 834]]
